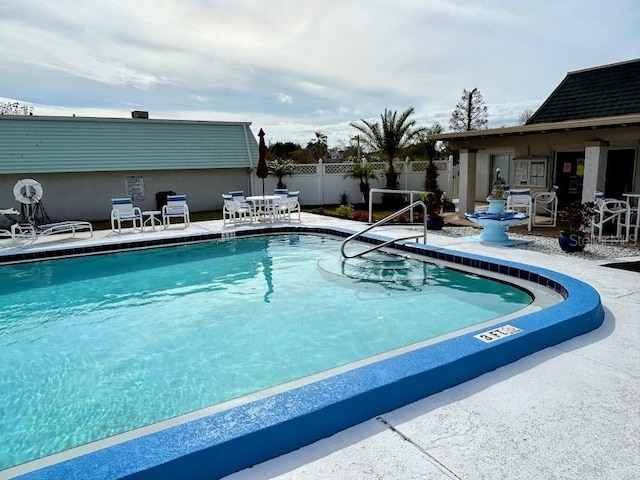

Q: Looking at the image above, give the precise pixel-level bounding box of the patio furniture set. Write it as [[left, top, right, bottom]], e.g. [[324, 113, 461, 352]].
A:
[[110, 195, 190, 234], [222, 189, 300, 226], [502, 186, 640, 243]]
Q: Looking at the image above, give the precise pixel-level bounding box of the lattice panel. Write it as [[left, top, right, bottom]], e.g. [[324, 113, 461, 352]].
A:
[[409, 161, 450, 172], [293, 164, 318, 175], [324, 163, 353, 175]]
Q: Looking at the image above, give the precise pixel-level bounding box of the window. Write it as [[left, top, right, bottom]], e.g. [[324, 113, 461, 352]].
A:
[[490, 154, 512, 188]]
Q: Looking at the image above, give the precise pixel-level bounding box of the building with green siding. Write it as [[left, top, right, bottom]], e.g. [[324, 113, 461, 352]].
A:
[[0, 114, 259, 221]]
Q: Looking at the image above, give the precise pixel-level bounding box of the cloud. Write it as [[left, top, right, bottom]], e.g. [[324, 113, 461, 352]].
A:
[[1, 0, 637, 147], [189, 94, 212, 103], [276, 93, 293, 104]]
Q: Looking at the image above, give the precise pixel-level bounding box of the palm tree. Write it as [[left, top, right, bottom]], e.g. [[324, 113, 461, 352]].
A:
[[344, 161, 378, 204], [350, 107, 426, 190], [307, 131, 329, 160]]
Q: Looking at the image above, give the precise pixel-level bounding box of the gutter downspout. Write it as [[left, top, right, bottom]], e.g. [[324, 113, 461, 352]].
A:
[[243, 123, 255, 195]]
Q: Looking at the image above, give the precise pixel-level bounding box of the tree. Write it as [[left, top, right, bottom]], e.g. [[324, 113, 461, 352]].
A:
[[350, 107, 426, 190], [0, 101, 34, 116], [267, 141, 301, 161], [344, 161, 378, 204], [306, 131, 328, 160], [518, 108, 535, 125], [424, 159, 444, 219], [449, 88, 488, 131]]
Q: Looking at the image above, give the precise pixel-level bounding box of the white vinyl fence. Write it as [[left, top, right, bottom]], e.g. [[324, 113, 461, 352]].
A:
[[250, 158, 455, 206]]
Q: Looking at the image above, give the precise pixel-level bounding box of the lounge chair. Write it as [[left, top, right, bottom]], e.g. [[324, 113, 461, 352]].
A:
[[111, 198, 143, 234], [11, 221, 93, 244], [1, 207, 93, 245], [162, 194, 190, 228]]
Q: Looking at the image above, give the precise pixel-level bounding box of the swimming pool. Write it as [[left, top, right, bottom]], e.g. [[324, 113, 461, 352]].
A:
[[1, 227, 604, 480]]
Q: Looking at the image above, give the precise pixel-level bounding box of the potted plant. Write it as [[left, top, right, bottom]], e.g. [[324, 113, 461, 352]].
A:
[[558, 201, 596, 252], [267, 158, 295, 189]]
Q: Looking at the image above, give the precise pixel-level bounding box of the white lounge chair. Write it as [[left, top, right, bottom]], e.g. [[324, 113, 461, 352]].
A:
[[162, 194, 190, 228], [10, 221, 93, 244], [111, 198, 143, 234]]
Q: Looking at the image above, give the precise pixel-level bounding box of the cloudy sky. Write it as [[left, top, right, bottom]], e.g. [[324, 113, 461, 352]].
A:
[[1, 0, 638, 147]]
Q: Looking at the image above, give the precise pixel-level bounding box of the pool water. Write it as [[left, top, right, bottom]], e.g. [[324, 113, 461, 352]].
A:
[[0, 234, 531, 470]]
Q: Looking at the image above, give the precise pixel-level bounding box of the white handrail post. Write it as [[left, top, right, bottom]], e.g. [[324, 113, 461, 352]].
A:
[[409, 191, 414, 221], [318, 158, 324, 206], [404, 157, 410, 191]]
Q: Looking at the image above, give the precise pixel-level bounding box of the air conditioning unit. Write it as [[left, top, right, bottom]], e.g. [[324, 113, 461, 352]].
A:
[[131, 111, 149, 119]]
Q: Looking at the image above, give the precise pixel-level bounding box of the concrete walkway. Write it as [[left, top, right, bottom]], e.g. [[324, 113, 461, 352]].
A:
[[1, 214, 638, 479]]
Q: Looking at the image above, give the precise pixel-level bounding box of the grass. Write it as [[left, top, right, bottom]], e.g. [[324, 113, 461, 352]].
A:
[[90, 210, 224, 231]]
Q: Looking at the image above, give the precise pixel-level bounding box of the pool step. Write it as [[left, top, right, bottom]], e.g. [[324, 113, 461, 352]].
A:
[[318, 253, 439, 285]]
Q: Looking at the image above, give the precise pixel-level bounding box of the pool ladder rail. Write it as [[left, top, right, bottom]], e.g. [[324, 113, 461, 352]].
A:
[[340, 200, 428, 260]]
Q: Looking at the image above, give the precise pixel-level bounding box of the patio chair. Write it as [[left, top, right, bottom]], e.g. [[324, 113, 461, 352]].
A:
[[273, 188, 289, 220], [110, 198, 143, 234], [283, 191, 301, 221], [506, 188, 532, 231], [532, 185, 559, 227], [162, 194, 190, 228], [592, 192, 630, 242], [222, 194, 253, 226]]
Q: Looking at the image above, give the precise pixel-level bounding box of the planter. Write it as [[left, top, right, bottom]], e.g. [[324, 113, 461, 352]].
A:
[[558, 231, 588, 252], [427, 216, 444, 230]]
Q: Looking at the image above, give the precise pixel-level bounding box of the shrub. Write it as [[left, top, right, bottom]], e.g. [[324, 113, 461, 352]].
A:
[[335, 204, 354, 218], [352, 211, 368, 221]]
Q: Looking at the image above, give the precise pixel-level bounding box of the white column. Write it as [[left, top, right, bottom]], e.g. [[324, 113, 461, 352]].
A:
[[582, 141, 608, 203], [458, 149, 477, 218]]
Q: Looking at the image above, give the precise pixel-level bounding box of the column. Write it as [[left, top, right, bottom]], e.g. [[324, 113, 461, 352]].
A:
[[458, 149, 477, 218], [582, 141, 608, 203]]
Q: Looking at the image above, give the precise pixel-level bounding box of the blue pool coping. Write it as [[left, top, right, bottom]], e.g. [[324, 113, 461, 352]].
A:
[[10, 226, 604, 480]]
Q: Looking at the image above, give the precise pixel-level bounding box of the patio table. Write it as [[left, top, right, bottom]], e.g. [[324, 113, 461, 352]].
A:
[[246, 195, 280, 222]]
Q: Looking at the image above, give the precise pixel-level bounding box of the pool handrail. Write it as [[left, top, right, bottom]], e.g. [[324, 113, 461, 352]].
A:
[[340, 200, 427, 259]]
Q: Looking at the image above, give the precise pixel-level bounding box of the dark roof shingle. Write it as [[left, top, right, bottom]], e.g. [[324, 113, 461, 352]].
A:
[[528, 59, 640, 124]]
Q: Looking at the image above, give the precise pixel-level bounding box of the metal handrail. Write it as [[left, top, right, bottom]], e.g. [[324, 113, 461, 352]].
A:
[[340, 200, 428, 259], [368, 188, 431, 223]]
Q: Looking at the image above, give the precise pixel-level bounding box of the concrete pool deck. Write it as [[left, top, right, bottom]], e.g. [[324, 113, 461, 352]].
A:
[[1, 213, 638, 480]]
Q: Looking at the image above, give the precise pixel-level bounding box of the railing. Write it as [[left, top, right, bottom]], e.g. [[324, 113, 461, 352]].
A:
[[368, 188, 431, 223], [340, 200, 428, 259]]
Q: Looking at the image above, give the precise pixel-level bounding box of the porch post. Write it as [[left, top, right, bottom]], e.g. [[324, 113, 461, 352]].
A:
[[458, 149, 477, 219], [582, 141, 609, 203]]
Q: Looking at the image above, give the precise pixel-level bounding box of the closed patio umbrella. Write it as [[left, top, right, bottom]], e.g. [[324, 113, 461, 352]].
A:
[[256, 128, 269, 196]]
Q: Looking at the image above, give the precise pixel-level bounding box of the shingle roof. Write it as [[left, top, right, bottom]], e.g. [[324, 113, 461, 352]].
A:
[[527, 59, 640, 124]]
